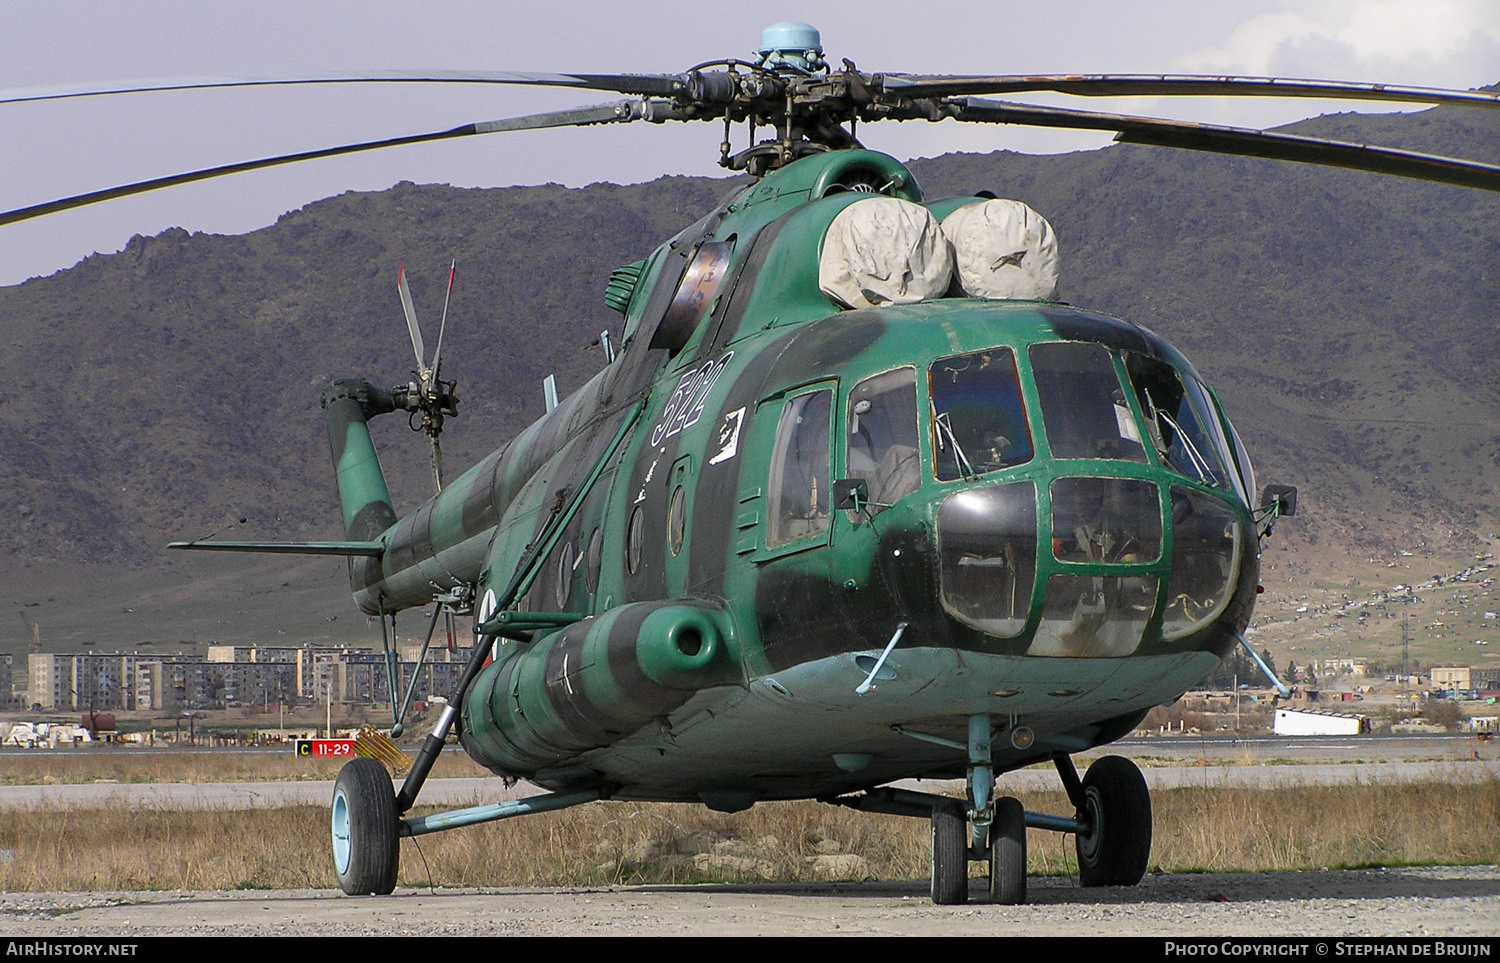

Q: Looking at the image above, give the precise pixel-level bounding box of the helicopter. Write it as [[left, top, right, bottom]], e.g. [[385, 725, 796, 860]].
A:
[[5, 22, 1499, 906]]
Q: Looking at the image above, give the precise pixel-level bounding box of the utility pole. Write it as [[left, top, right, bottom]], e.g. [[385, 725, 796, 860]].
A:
[[1401, 603, 1413, 720], [1402, 607, 1411, 678]]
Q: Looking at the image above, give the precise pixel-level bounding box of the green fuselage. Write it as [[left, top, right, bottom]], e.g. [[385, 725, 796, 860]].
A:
[[332, 149, 1259, 805]]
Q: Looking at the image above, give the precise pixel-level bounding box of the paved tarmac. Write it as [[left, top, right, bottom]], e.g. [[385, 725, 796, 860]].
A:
[[1, 758, 1494, 810]]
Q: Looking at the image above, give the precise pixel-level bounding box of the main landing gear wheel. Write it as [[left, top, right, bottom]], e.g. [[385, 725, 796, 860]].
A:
[[332, 758, 400, 895], [1075, 755, 1151, 887], [930, 798, 968, 905], [988, 795, 1027, 905]]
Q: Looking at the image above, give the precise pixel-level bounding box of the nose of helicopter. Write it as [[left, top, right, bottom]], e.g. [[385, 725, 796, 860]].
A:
[[935, 473, 1249, 658]]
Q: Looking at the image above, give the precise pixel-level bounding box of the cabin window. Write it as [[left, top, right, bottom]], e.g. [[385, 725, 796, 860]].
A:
[[1028, 342, 1147, 462], [846, 368, 920, 512], [1122, 353, 1231, 491], [766, 389, 832, 547], [928, 348, 1033, 481]]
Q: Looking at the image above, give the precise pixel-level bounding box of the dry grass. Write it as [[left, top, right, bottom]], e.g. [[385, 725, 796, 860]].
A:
[[0, 780, 1494, 892], [0, 751, 490, 786], [1147, 781, 1500, 873]]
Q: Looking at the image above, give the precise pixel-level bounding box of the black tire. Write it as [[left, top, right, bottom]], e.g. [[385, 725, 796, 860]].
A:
[[930, 798, 968, 905], [988, 796, 1027, 905], [331, 758, 400, 895], [1075, 755, 1151, 887]]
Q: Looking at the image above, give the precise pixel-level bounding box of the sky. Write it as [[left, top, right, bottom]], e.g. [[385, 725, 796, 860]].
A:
[[1, 0, 1497, 286]]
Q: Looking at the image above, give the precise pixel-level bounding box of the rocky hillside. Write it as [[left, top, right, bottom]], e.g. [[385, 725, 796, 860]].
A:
[[0, 99, 1495, 646]]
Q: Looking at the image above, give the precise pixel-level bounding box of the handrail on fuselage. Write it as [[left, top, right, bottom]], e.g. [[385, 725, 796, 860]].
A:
[[393, 398, 647, 813]]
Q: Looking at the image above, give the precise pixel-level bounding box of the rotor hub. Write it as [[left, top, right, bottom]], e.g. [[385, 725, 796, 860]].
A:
[[756, 22, 825, 73]]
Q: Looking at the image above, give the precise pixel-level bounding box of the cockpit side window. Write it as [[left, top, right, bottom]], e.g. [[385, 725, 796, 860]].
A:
[[928, 348, 1033, 481], [766, 389, 833, 547], [1221, 410, 1256, 509], [1122, 353, 1231, 491], [1027, 342, 1147, 462], [847, 368, 920, 512]]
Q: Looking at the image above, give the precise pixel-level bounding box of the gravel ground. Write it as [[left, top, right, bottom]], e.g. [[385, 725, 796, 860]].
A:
[[1, 866, 1496, 936]]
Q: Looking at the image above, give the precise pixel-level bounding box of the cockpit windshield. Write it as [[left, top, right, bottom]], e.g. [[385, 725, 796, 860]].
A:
[[928, 348, 1033, 481], [1122, 353, 1234, 494], [1028, 342, 1148, 463]]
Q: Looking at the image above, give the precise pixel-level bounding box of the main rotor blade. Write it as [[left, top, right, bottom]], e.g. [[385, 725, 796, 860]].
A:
[[944, 98, 1500, 192], [0, 99, 658, 227], [397, 263, 425, 374], [883, 74, 1500, 109], [0, 70, 684, 106]]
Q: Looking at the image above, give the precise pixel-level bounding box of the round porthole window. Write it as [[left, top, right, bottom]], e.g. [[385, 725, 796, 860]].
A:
[[627, 506, 644, 574], [587, 527, 603, 593], [555, 540, 574, 608], [668, 486, 686, 555]]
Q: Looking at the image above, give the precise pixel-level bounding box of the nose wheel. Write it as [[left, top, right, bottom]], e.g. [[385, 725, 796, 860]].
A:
[[895, 722, 1151, 905], [332, 758, 400, 895], [929, 798, 968, 904], [988, 796, 1027, 905], [930, 714, 1031, 905], [928, 794, 1028, 906]]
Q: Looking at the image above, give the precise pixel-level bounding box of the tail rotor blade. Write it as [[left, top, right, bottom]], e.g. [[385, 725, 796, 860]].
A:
[[429, 434, 445, 492], [430, 260, 456, 388], [397, 263, 426, 375]]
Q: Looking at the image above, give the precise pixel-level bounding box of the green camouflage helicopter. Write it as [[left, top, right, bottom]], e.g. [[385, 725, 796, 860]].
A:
[[7, 22, 1500, 906]]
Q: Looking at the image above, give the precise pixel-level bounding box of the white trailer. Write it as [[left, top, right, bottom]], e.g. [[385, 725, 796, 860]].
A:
[[1, 722, 92, 748], [1274, 707, 1370, 736]]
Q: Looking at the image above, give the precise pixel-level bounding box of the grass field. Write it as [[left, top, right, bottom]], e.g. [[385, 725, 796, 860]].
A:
[[0, 781, 1493, 892]]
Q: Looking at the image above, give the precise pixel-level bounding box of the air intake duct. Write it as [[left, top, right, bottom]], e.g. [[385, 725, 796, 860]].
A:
[[461, 601, 737, 774]]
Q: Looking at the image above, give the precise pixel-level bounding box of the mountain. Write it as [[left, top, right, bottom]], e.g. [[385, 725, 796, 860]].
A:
[[1, 101, 1496, 649]]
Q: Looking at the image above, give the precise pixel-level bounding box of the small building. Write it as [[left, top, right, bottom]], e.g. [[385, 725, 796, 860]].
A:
[[1431, 666, 1471, 692], [1274, 707, 1370, 736], [1316, 658, 1370, 678]]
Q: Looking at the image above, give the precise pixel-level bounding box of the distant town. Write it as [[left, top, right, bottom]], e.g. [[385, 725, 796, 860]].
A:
[[16, 642, 475, 713], [0, 642, 1493, 749]]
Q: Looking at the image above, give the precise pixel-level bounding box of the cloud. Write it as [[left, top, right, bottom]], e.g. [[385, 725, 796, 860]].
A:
[[1173, 0, 1500, 88]]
